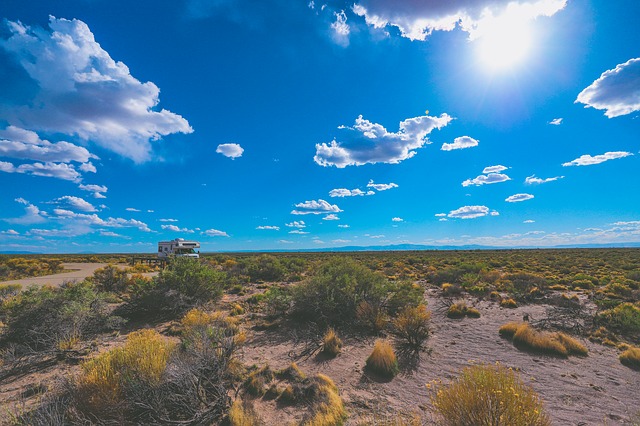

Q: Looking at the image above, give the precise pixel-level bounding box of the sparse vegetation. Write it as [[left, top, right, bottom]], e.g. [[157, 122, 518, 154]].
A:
[[430, 363, 551, 426], [365, 340, 399, 378], [322, 328, 343, 357], [446, 301, 480, 319], [619, 347, 640, 369], [391, 304, 431, 349]]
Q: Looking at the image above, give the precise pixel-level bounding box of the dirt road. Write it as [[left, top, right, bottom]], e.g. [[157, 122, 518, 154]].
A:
[[0, 263, 112, 288]]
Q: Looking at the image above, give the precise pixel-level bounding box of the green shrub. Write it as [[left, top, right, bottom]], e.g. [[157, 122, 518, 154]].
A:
[[391, 304, 431, 349], [91, 265, 129, 293], [597, 302, 640, 336], [430, 363, 551, 426], [261, 285, 292, 318], [245, 254, 285, 282]]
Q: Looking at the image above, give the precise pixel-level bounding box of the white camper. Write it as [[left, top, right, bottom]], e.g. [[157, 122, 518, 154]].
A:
[[158, 238, 200, 258]]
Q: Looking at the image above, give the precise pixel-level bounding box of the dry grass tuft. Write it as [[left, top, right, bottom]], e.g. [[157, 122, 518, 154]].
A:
[[499, 322, 587, 357], [228, 399, 261, 426], [441, 283, 462, 296], [76, 329, 175, 412], [500, 298, 518, 308], [303, 374, 347, 426], [619, 347, 640, 370], [392, 304, 431, 349], [365, 340, 399, 378], [430, 363, 551, 426], [277, 362, 307, 381], [322, 328, 343, 357], [446, 301, 480, 319]]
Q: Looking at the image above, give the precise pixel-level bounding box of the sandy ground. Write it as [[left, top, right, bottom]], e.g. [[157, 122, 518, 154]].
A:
[[241, 289, 640, 425], [0, 263, 159, 288]]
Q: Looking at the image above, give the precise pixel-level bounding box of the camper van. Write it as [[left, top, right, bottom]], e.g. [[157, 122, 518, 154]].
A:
[[158, 238, 200, 258]]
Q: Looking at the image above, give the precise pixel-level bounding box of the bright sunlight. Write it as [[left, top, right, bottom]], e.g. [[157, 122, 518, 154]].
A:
[[475, 14, 534, 71]]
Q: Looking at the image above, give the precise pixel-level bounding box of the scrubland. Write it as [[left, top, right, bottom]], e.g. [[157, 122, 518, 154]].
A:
[[1, 249, 639, 424]]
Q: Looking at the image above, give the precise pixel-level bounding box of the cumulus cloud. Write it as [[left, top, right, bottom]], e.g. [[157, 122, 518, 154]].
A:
[[5, 198, 47, 225], [448, 205, 492, 219], [216, 143, 244, 159], [549, 118, 563, 125], [55, 195, 96, 212], [159, 218, 179, 222], [462, 173, 511, 187], [441, 136, 479, 151], [482, 165, 508, 174], [525, 174, 563, 184], [289, 230, 309, 234], [329, 188, 371, 197], [505, 193, 534, 202], [0, 161, 82, 182], [202, 228, 229, 237], [331, 10, 350, 46], [392, 217, 403, 222], [367, 180, 398, 191], [562, 151, 633, 167], [126, 208, 141, 212], [285, 221, 306, 228], [323, 214, 340, 220], [257, 225, 280, 230], [0, 126, 97, 164], [291, 199, 342, 215], [576, 58, 640, 118], [52, 209, 152, 232], [314, 113, 452, 167], [352, 0, 566, 41], [161, 224, 194, 233], [0, 17, 192, 162], [79, 183, 108, 198]]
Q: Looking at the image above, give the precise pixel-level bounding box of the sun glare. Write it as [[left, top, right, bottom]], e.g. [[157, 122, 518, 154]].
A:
[[475, 16, 533, 71]]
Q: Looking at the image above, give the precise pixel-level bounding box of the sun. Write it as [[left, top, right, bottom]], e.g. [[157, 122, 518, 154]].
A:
[[475, 15, 533, 71]]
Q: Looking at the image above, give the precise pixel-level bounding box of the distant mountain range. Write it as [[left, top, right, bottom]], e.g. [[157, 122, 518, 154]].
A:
[[2, 242, 639, 255]]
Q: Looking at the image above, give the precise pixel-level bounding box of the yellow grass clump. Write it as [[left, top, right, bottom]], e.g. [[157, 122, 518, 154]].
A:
[[322, 328, 343, 357], [430, 363, 551, 426], [228, 399, 261, 426], [278, 362, 307, 381], [76, 329, 175, 411], [500, 298, 518, 308], [365, 340, 399, 378], [619, 347, 640, 369], [303, 374, 348, 426], [392, 304, 431, 349], [446, 302, 480, 319], [499, 322, 588, 357]]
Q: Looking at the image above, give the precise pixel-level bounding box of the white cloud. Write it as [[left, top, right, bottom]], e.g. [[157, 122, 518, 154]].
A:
[[549, 118, 563, 125], [0, 126, 97, 164], [79, 162, 97, 173], [524, 220, 535, 223], [576, 58, 640, 118], [202, 228, 229, 237], [435, 213, 447, 217], [279, 239, 294, 244], [462, 173, 511, 186], [79, 183, 108, 198], [562, 151, 633, 167], [55, 195, 96, 212], [51, 209, 152, 232], [367, 180, 398, 191], [369, 234, 385, 239], [448, 205, 491, 219], [331, 10, 350, 46], [1, 229, 19, 235], [289, 230, 309, 234], [216, 143, 244, 159], [482, 165, 508, 174], [505, 193, 534, 203], [525, 175, 564, 184], [332, 239, 351, 244], [314, 113, 452, 167], [291, 199, 342, 215], [338, 224, 350, 228], [285, 220, 306, 228], [256, 225, 280, 230], [0, 17, 192, 162], [5, 198, 47, 225], [352, 0, 566, 41], [159, 218, 179, 222], [0, 162, 83, 182], [441, 136, 479, 151], [329, 188, 368, 197], [161, 224, 194, 233], [490, 210, 500, 216], [392, 217, 403, 222], [323, 214, 340, 220], [439, 217, 448, 222], [126, 208, 141, 212]]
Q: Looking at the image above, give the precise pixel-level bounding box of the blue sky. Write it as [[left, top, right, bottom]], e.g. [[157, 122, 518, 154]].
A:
[[0, 0, 638, 253]]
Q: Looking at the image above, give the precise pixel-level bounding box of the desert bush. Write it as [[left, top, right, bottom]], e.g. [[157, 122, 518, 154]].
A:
[[91, 264, 129, 293], [261, 285, 292, 318], [245, 254, 286, 282], [244, 365, 275, 396], [322, 328, 343, 357], [391, 304, 431, 350], [441, 283, 462, 296], [385, 281, 424, 315], [365, 340, 399, 378], [596, 302, 640, 337], [430, 363, 551, 426], [356, 301, 389, 332], [446, 302, 480, 319], [0, 284, 21, 302], [619, 347, 640, 369], [228, 399, 261, 426], [500, 298, 518, 308], [499, 322, 587, 357], [0, 281, 110, 352]]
